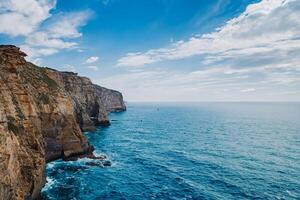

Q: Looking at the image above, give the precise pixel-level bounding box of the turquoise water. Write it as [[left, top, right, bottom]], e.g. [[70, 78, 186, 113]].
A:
[[42, 103, 300, 200]]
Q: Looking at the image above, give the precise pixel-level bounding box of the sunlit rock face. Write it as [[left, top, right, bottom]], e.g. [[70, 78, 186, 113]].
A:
[[0, 45, 125, 200]]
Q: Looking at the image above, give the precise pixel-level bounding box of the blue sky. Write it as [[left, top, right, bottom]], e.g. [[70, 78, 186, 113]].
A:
[[0, 0, 299, 101]]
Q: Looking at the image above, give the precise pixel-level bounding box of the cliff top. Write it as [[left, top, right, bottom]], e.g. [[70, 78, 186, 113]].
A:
[[0, 45, 27, 67]]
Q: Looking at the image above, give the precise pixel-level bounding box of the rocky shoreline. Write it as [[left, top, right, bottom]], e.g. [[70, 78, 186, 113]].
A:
[[0, 45, 126, 200]]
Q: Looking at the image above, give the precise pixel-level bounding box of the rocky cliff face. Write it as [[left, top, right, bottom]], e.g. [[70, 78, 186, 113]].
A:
[[0, 45, 125, 200]]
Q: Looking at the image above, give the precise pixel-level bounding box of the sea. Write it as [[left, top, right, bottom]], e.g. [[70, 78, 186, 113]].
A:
[[42, 102, 300, 200]]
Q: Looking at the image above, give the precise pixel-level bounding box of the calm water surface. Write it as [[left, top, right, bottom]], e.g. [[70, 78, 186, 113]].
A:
[[42, 103, 300, 200]]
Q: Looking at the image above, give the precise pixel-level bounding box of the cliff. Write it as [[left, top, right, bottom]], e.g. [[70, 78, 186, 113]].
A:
[[0, 45, 125, 200]]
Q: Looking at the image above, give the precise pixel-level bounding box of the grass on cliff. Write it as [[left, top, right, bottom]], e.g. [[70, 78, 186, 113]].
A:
[[7, 116, 23, 134], [11, 94, 25, 120], [37, 93, 50, 105], [40, 73, 58, 90], [24, 63, 59, 90]]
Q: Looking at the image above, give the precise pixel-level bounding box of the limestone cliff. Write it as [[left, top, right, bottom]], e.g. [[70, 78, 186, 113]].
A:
[[0, 45, 125, 200]]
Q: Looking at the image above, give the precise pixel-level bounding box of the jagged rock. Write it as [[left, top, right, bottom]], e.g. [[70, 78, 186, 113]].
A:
[[0, 45, 27, 71], [0, 45, 126, 200], [86, 160, 111, 168], [102, 160, 112, 167], [86, 162, 104, 167]]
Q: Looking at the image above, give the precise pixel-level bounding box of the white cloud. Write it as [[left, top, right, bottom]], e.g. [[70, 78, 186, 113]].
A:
[[20, 44, 58, 61], [0, 1, 91, 62], [24, 10, 91, 56], [117, 53, 156, 67], [111, 0, 300, 101], [241, 88, 256, 92], [62, 64, 76, 72], [86, 65, 99, 71], [97, 65, 300, 101], [26, 32, 77, 49], [0, 0, 56, 37], [84, 56, 99, 64], [99, 62, 300, 100], [45, 10, 92, 39], [117, 0, 300, 67]]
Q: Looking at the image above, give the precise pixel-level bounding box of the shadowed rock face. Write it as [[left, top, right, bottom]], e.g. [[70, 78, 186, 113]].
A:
[[0, 45, 125, 200]]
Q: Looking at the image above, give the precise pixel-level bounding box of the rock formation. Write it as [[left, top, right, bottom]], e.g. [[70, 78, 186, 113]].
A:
[[0, 45, 125, 200]]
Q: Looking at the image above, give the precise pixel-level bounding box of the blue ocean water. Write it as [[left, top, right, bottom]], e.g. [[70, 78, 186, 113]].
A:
[[42, 103, 300, 200]]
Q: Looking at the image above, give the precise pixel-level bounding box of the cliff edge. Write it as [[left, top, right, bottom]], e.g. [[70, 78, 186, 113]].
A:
[[0, 45, 126, 200]]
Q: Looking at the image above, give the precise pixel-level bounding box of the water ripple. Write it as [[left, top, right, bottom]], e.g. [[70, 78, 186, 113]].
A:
[[43, 103, 300, 200]]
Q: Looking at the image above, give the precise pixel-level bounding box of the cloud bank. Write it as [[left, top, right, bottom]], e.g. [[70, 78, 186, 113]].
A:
[[117, 0, 300, 68], [0, 0, 56, 36], [0, 0, 91, 62], [108, 0, 300, 101]]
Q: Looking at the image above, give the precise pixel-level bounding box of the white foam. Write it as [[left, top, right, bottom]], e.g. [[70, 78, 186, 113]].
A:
[[42, 177, 56, 192]]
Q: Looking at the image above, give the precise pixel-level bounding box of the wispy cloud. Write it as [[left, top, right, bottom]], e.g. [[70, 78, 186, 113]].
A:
[[62, 64, 76, 72], [25, 10, 91, 61], [111, 0, 300, 101], [241, 88, 256, 92], [97, 65, 300, 101], [26, 32, 77, 49], [45, 11, 92, 39], [0, 0, 56, 36], [117, 0, 300, 68], [0, 0, 91, 63], [84, 56, 99, 64], [86, 65, 99, 71]]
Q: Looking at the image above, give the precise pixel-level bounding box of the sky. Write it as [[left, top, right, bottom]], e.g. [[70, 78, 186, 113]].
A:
[[0, 0, 300, 102]]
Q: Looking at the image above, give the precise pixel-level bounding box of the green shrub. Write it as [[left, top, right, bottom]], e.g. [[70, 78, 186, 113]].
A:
[[38, 93, 50, 104], [7, 117, 22, 134], [41, 74, 58, 90]]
